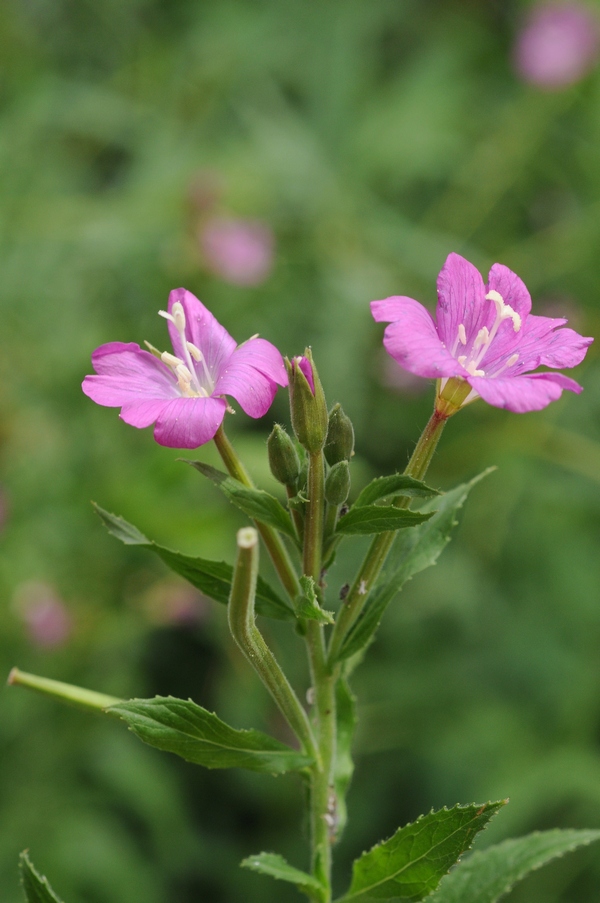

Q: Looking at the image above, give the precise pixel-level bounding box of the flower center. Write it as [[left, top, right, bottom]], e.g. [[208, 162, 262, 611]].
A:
[[157, 302, 215, 397], [451, 289, 522, 378]]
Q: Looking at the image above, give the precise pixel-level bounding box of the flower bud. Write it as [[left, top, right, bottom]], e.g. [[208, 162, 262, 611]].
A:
[[267, 424, 301, 487], [286, 349, 328, 454], [325, 460, 351, 506], [324, 403, 355, 466]]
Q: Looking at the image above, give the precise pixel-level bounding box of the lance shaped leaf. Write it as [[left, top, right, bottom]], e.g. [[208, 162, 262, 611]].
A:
[[184, 461, 297, 540], [429, 828, 600, 903], [333, 678, 357, 840], [354, 475, 440, 508], [241, 852, 326, 900], [20, 852, 65, 903], [94, 505, 293, 621], [337, 469, 493, 662], [108, 696, 313, 773], [336, 801, 506, 902], [296, 575, 334, 624], [336, 506, 433, 536]]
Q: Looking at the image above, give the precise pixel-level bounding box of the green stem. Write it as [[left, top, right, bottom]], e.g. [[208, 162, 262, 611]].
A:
[[7, 668, 123, 716], [228, 528, 319, 763], [301, 450, 336, 900], [327, 407, 448, 666], [213, 424, 301, 602]]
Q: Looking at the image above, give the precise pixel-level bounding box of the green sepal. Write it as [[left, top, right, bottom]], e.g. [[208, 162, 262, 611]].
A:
[[184, 461, 297, 541], [108, 696, 314, 774], [336, 505, 433, 535], [295, 575, 334, 625], [325, 460, 351, 506], [94, 505, 294, 621], [324, 403, 355, 466], [19, 852, 65, 903], [336, 801, 506, 902], [241, 852, 326, 900], [336, 469, 493, 662], [429, 828, 600, 903], [333, 678, 357, 840], [267, 424, 301, 488], [354, 474, 440, 507]]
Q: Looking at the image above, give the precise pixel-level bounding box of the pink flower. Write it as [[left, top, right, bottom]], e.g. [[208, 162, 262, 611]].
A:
[[200, 217, 274, 286], [513, 2, 600, 89], [82, 289, 287, 448], [13, 581, 72, 649], [371, 253, 593, 414]]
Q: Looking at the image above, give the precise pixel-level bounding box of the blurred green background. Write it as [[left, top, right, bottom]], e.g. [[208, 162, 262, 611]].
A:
[[2, 0, 600, 900]]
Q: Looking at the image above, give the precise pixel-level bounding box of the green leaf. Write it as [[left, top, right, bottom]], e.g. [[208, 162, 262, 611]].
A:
[[336, 801, 506, 902], [336, 506, 433, 536], [428, 828, 600, 903], [184, 461, 297, 539], [241, 852, 326, 899], [337, 469, 493, 662], [19, 852, 64, 903], [333, 678, 357, 840], [108, 696, 313, 774], [296, 575, 335, 624], [94, 505, 294, 621], [354, 475, 440, 507]]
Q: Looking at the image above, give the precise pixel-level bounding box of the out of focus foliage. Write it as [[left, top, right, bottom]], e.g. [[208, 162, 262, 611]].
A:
[[1, 1, 600, 901]]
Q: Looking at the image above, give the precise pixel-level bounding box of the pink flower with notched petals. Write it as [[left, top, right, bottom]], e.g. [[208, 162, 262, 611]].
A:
[[372, 253, 593, 414], [83, 288, 287, 448]]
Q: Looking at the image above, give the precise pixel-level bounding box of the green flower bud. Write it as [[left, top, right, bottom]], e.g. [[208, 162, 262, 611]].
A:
[[285, 349, 328, 454], [325, 460, 351, 506], [324, 403, 355, 466], [267, 424, 301, 487]]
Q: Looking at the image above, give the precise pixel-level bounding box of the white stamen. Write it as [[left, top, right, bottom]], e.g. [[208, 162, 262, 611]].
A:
[[186, 341, 203, 362], [507, 352, 519, 367], [171, 301, 186, 332], [457, 355, 467, 366], [473, 326, 489, 351], [158, 309, 174, 323], [485, 289, 504, 306], [161, 351, 184, 369], [488, 352, 520, 379], [465, 361, 485, 377], [458, 324, 467, 345]]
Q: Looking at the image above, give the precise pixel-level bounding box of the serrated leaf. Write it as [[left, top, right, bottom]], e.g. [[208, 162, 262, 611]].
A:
[[333, 678, 357, 840], [94, 505, 293, 621], [429, 828, 600, 903], [354, 475, 440, 508], [109, 696, 313, 773], [296, 575, 335, 624], [336, 469, 493, 662], [184, 461, 297, 539], [20, 852, 64, 903], [336, 506, 433, 536], [336, 801, 506, 902], [241, 852, 326, 899]]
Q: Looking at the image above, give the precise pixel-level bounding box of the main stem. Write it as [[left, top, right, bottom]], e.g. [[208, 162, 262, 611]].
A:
[[213, 424, 300, 601], [327, 407, 448, 666], [304, 450, 336, 900]]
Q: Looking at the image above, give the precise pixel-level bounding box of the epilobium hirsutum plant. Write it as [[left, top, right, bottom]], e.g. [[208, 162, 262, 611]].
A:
[[10, 255, 600, 903]]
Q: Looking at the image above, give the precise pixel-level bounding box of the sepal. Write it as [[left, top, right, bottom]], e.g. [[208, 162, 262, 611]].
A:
[[286, 349, 328, 453], [268, 424, 301, 488], [324, 403, 355, 465]]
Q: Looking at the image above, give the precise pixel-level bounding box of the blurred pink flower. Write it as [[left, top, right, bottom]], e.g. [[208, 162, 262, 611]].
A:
[[13, 581, 72, 648], [200, 217, 274, 286], [140, 579, 209, 627], [514, 2, 600, 88]]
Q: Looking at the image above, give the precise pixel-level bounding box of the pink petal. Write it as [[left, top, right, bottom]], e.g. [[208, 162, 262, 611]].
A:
[[486, 263, 532, 321], [82, 343, 179, 407], [120, 399, 172, 428], [153, 396, 227, 448], [468, 371, 582, 413], [167, 288, 237, 377], [297, 356, 315, 393], [436, 253, 491, 349], [215, 359, 280, 418], [371, 297, 463, 379], [233, 337, 287, 386], [511, 314, 593, 373]]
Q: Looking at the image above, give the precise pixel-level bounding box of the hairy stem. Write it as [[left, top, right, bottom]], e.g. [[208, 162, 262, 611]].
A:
[[228, 528, 319, 762], [213, 424, 301, 601], [327, 408, 448, 666]]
